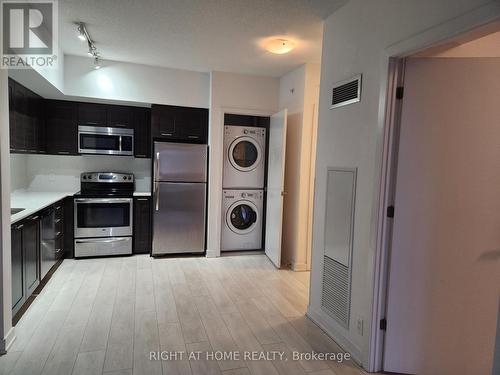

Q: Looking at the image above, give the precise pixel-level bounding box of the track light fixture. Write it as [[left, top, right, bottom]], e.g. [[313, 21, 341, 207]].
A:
[[76, 22, 103, 69]]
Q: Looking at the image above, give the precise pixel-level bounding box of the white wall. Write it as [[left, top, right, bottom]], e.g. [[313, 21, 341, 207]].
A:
[[279, 64, 320, 270], [64, 55, 210, 108], [18, 155, 151, 193], [0, 70, 14, 352], [207, 71, 279, 256], [308, 0, 500, 368]]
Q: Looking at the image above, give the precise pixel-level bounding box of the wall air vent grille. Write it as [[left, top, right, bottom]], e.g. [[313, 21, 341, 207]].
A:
[[321, 255, 351, 328], [330, 75, 362, 109]]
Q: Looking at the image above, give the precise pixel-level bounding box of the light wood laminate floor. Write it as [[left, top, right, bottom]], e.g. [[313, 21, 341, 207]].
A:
[[0, 254, 368, 375]]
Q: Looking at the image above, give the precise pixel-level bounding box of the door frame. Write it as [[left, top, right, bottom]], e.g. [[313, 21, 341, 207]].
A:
[[369, 5, 500, 372]]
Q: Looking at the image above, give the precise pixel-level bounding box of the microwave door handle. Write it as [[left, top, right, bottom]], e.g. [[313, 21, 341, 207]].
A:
[[119, 136, 122, 152]]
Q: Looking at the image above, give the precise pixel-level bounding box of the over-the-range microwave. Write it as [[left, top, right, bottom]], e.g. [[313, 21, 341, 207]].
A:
[[78, 125, 134, 156]]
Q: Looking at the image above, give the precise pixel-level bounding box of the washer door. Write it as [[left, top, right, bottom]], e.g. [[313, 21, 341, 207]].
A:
[[228, 136, 262, 172], [227, 201, 259, 234]]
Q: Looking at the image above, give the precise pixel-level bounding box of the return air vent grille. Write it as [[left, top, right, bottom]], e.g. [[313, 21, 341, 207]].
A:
[[330, 75, 362, 109], [321, 255, 351, 328]]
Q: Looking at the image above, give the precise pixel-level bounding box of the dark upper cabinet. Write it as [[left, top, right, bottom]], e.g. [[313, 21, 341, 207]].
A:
[[23, 216, 40, 297], [78, 102, 107, 127], [133, 197, 151, 254], [151, 105, 176, 138], [108, 105, 134, 129], [11, 224, 24, 316], [177, 106, 208, 142], [45, 100, 79, 155], [151, 105, 208, 143], [8, 78, 16, 152], [134, 107, 151, 158], [9, 79, 44, 154]]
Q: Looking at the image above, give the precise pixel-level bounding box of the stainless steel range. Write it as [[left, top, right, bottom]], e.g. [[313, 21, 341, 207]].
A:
[[74, 172, 134, 258]]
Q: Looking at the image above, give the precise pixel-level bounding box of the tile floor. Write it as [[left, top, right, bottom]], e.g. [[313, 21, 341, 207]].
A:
[[0, 254, 368, 375]]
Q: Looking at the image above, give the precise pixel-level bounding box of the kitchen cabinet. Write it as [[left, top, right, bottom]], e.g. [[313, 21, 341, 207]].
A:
[[134, 107, 151, 158], [23, 215, 40, 296], [151, 105, 208, 143], [8, 78, 16, 152], [78, 102, 107, 127], [9, 79, 44, 154], [108, 105, 133, 129], [11, 224, 24, 316], [11, 214, 41, 316], [63, 197, 74, 259], [133, 197, 151, 254], [45, 100, 79, 155]]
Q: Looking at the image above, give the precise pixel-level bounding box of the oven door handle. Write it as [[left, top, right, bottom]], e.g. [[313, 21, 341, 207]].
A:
[[75, 237, 130, 244], [74, 198, 132, 203]]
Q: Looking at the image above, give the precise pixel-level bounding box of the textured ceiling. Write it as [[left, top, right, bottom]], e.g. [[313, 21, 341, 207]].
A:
[[58, 0, 348, 77]]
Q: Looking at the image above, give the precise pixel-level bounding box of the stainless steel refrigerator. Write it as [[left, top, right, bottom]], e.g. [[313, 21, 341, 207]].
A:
[[152, 142, 207, 255]]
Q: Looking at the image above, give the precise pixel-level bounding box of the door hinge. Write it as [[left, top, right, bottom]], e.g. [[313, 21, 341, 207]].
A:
[[396, 86, 404, 100], [386, 205, 395, 218], [380, 318, 387, 331]]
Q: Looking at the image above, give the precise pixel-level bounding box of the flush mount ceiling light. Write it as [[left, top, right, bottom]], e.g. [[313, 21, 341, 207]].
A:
[[265, 38, 295, 54]]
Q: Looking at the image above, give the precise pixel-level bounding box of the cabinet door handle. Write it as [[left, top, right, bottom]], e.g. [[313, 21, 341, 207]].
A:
[[55, 218, 61, 223], [135, 154, 146, 157], [113, 124, 127, 128], [15, 224, 24, 230], [85, 122, 99, 125], [161, 133, 173, 136], [55, 231, 62, 237], [31, 216, 39, 221], [188, 135, 199, 139], [136, 198, 148, 201], [58, 151, 70, 155]]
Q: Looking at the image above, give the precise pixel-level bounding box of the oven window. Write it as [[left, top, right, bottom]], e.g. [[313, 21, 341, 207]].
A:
[[77, 202, 130, 228], [80, 134, 120, 151]]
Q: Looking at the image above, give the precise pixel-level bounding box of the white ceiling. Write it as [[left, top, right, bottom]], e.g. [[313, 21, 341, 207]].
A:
[[58, 0, 348, 77]]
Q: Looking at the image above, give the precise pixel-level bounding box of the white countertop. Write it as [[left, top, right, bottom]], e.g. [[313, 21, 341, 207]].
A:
[[11, 190, 152, 224], [11, 190, 78, 224]]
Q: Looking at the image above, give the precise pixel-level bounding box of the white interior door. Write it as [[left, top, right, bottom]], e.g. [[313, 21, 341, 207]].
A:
[[265, 109, 287, 268]]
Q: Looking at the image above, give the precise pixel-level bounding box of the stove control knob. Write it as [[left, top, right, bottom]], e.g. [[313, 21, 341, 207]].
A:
[[241, 193, 247, 198], [82, 175, 86, 180], [128, 176, 132, 180], [123, 176, 127, 180]]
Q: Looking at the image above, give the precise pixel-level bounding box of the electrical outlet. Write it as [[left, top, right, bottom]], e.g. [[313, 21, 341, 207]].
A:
[[356, 318, 364, 336]]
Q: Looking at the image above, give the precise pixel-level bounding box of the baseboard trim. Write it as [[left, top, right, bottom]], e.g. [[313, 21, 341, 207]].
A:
[[307, 305, 365, 369], [205, 249, 219, 258], [0, 327, 16, 354], [292, 262, 310, 271]]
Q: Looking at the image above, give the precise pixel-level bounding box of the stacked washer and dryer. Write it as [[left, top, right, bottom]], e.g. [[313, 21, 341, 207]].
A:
[[221, 125, 266, 251]]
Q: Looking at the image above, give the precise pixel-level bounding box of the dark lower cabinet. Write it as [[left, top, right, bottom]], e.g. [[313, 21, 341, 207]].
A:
[[133, 197, 152, 254], [23, 216, 40, 296], [11, 224, 24, 316], [11, 200, 66, 320], [11, 215, 41, 317]]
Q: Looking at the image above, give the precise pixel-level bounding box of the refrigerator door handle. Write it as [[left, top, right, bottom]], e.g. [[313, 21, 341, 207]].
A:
[[155, 152, 160, 180], [155, 181, 160, 211]]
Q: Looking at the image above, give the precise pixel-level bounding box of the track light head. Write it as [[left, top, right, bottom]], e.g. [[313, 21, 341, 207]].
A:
[[77, 23, 86, 41]]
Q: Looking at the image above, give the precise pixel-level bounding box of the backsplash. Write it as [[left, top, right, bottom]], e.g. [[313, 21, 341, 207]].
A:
[[10, 154, 28, 191], [11, 154, 151, 193]]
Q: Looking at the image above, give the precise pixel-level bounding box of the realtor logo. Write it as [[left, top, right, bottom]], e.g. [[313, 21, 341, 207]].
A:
[[1, 0, 58, 68]]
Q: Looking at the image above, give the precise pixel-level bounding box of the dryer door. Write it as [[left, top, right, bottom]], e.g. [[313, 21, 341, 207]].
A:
[[226, 201, 258, 234], [228, 137, 262, 172]]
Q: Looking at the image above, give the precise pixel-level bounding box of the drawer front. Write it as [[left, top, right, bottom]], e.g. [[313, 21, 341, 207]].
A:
[[75, 237, 132, 258]]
